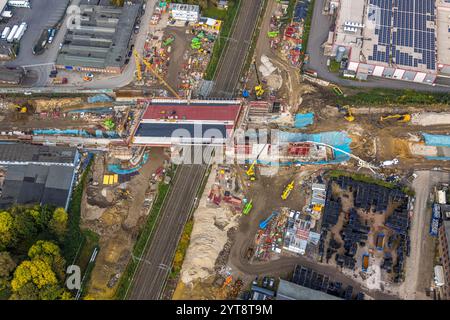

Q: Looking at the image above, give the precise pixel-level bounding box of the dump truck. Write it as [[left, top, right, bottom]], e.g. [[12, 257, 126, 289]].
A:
[[52, 77, 68, 85], [362, 253, 369, 272]]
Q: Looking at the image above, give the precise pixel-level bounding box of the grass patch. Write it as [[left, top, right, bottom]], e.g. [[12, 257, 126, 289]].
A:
[[203, 6, 228, 20], [204, 0, 241, 80], [338, 88, 450, 106], [63, 157, 93, 264], [169, 219, 194, 279], [329, 59, 341, 73], [301, 0, 315, 54], [75, 229, 100, 299], [114, 167, 177, 300]]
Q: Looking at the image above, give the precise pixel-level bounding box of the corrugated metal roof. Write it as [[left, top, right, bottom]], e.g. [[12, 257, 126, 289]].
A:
[[276, 279, 342, 300]]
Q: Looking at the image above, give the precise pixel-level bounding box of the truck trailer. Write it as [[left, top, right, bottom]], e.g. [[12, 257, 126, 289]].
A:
[[7, 24, 19, 42], [1, 27, 11, 40], [7, 0, 31, 8], [13, 22, 27, 42]]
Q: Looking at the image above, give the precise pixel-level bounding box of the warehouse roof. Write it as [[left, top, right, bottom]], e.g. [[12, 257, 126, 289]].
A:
[[0, 164, 75, 210], [0, 143, 77, 165], [135, 122, 227, 138], [142, 103, 241, 122], [57, 3, 139, 69], [276, 279, 342, 300]]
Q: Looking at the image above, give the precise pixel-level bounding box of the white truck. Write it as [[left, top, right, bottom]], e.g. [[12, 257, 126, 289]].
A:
[[7, 24, 19, 42], [13, 22, 27, 42], [1, 27, 11, 40], [7, 0, 31, 8]]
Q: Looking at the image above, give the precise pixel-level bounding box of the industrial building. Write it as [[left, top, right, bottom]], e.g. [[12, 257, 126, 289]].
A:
[[276, 279, 342, 300], [168, 3, 200, 22], [325, 0, 448, 84], [56, 2, 140, 74], [132, 99, 242, 146], [0, 143, 79, 210]]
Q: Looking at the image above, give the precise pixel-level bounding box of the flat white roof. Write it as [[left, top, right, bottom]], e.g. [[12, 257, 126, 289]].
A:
[[0, 0, 8, 11]]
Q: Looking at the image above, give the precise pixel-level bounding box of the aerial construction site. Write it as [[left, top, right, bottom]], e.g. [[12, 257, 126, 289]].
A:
[[0, 0, 450, 305]]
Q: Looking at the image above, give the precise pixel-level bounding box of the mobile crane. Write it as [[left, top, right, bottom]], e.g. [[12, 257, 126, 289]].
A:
[[133, 49, 182, 99]]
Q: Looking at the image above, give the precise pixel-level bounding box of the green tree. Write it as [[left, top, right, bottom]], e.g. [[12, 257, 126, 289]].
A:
[[0, 251, 16, 277], [12, 211, 37, 241], [0, 211, 15, 250], [28, 240, 66, 281], [49, 208, 68, 241]]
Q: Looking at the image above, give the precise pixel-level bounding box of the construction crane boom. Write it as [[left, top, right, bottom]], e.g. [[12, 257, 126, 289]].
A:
[[133, 49, 181, 99]]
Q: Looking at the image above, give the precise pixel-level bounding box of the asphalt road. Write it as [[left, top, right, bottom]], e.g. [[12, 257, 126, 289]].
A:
[[127, 147, 211, 300], [401, 170, 450, 299], [306, 0, 450, 93], [210, 0, 263, 98]]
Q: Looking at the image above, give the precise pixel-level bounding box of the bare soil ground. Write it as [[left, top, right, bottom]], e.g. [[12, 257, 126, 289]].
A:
[[81, 148, 167, 299]]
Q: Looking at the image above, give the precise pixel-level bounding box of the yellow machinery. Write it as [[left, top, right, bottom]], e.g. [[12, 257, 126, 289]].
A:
[[253, 61, 265, 99], [246, 160, 256, 181], [133, 49, 181, 99], [337, 104, 355, 122], [379, 114, 411, 123], [14, 105, 27, 113], [281, 180, 295, 200]]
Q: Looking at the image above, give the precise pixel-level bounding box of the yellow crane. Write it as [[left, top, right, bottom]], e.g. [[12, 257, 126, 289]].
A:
[[133, 49, 181, 99], [281, 180, 295, 200], [379, 114, 411, 123], [253, 60, 264, 99]]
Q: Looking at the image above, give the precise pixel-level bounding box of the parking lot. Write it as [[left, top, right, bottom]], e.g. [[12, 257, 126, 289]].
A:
[[0, 0, 70, 85]]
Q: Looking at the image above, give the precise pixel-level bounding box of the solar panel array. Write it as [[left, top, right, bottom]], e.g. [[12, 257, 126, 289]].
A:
[[368, 0, 436, 71]]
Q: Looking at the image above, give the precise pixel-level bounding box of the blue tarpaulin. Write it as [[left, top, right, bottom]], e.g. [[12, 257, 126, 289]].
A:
[[87, 94, 113, 104], [247, 131, 352, 166], [422, 133, 450, 161], [108, 153, 149, 175], [423, 133, 450, 147], [294, 113, 314, 128]]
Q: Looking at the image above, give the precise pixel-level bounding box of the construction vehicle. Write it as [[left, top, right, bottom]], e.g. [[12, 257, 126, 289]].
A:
[[242, 199, 253, 215], [133, 49, 181, 99], [379, 114, 411, 123], [15, 105, 27, 113], [336, 104, 355, 122], [163, 35, 175, 47], [246, 160, 257, 181], [281, 180, 294, 200], [331, 85, 344, 96], [52, 77, 68, 85], [253, 60, 264, 99], [259, 211, 278, 229]]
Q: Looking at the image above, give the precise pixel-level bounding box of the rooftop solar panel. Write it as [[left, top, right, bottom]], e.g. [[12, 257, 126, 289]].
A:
[[368, 0, 436, 70]]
